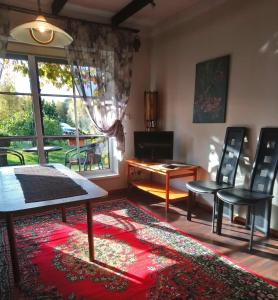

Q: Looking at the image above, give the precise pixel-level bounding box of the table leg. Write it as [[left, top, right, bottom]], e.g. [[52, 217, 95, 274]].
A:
[[165, 173, 170, 212], [45, 151, 49, 163], [86, 201, 94, 262], [193, 168, 198, 181], [61, 207, 67, 223], [126, 163, 131, 193], [6, 214, 20, 284]]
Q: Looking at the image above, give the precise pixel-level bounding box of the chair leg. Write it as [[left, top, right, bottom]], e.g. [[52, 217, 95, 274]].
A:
[[216, 199, 224, 235], [265, 198, 272, 238], [212, 194, 218, 233], [249, 205, 256, 253], [245, 206, 251, 230], [230, 204, 234, 223], [187, 190, 194, 221]]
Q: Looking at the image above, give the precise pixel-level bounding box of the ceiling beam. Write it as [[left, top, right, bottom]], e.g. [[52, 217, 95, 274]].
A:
[[52, 0, 68, 15], [0, 3, 139, 33], [112, 0, 154, 27]]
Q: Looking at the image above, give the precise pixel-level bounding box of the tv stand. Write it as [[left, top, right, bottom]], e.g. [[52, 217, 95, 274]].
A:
[[126, 159, 198, 212]]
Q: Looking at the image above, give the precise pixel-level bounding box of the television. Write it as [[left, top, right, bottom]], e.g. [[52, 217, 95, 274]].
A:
[[134, 131, 174, 161]]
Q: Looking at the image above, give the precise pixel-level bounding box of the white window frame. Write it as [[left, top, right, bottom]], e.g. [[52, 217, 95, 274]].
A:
[[0, 53, 118, 178]]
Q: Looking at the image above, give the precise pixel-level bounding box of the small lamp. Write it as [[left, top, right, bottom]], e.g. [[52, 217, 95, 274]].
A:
[[144, 91, 158, 131]]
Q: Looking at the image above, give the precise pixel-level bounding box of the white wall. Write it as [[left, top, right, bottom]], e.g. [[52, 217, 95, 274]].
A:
[[150, 0, 278, 229]]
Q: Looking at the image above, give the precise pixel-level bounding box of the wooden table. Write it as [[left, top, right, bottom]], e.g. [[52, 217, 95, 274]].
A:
[[126, 159, 198, 212], [0, 163, 108, 284], [23, 146, 63, 163]]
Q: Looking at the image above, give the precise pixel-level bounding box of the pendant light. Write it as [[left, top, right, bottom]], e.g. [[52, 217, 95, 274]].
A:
[[10, 0, 73, 48]]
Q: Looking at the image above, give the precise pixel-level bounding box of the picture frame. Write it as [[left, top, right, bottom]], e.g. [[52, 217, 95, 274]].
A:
[[193, 55, 230, 123]]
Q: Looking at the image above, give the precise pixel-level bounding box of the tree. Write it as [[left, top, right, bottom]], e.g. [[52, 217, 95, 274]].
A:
[[41, 100, 59, 120], [55, 99, 75, 126], [12, 61, 73, 89]]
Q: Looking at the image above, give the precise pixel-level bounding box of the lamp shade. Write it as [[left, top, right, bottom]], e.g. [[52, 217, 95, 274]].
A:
[[10, 15, 73, 48], [144, 91, 158, 131]]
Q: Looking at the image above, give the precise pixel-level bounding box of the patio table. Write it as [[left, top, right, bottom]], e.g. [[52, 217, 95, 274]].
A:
[[23, 145, 63, 163]]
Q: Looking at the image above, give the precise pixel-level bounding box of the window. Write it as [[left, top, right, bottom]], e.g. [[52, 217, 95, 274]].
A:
[[0, 55, 38, 165], [0, 54, 112, 175]]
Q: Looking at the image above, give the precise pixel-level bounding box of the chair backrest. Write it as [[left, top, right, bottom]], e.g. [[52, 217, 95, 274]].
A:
[[0, 147, 25, 166], [216, 127, 246, 185], [250, 128, 278, 194]]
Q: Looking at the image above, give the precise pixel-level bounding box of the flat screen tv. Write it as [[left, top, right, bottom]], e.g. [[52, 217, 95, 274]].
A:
[[134, 131, 174, 161]]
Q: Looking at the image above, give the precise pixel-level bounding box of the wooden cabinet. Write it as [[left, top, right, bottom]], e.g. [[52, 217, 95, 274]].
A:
[[126, 159, 198, 212]]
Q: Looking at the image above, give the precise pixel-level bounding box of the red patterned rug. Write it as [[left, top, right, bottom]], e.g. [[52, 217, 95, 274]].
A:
[[0, 199, 277, 299]]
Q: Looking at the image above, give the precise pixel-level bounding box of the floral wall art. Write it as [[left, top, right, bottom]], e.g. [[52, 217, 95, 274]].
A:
[[193, 55, 230, 123]]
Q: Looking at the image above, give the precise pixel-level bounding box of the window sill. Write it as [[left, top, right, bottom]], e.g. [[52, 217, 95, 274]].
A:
[[79, 169, 120, 181]]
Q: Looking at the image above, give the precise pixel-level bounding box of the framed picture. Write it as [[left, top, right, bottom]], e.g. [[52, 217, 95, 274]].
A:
[[193, 55, 230, 123]]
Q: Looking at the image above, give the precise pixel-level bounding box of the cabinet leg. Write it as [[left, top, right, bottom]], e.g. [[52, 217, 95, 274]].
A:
[[187, 190, 193, 221], [126, 163, 131, 196], [165, 174, 170, 213]]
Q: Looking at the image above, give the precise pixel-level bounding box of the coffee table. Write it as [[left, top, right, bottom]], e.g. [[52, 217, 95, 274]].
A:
[[126, 159, 198, 213], [0, 163, 108, 284]]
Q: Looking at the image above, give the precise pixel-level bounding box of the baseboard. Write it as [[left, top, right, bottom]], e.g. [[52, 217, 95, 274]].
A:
[[108, 188, 127, 198], [234, 216, 278, 238], [194, 198, 278, 238], [196, 199, 213, 213]]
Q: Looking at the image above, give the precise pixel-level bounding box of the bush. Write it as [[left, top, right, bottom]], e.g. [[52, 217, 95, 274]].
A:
[[0, 111, 34, 136], [0, 111, 63, 137]]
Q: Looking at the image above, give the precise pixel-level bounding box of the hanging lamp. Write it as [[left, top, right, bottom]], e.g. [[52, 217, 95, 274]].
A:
[[10, 0, 73, 48]]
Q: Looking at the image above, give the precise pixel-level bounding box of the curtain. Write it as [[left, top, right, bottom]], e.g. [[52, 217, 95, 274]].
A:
[[65, 20, 135, 155], [0, 8, 10, 78]]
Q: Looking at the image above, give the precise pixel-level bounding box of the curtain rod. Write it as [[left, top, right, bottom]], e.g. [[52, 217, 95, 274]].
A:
[[0, 3, 139, 34]]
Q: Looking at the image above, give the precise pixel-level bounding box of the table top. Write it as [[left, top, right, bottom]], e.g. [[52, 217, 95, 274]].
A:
[[0, 164, 108, 213], [126, 159, 198, 175], [23, 146, 63, 152]]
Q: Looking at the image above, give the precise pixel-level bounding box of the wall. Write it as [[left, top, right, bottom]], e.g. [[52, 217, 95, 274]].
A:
[[150, 0, 278, 229]]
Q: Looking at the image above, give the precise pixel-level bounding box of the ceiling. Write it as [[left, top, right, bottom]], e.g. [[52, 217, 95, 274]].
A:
[[0, 0, 226, 32]]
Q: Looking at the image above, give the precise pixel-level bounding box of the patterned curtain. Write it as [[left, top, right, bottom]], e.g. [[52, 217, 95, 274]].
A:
[[0, 9, 10, 78], [65, 20, 135, 154]]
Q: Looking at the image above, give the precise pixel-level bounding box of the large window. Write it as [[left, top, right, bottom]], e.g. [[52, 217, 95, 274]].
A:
[[0, 54, 111, 175]]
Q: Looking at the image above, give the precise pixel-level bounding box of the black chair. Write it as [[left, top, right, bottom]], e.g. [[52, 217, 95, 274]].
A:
[[0, 147, 25, 166], [186, 127, 246, 232], [217, 128, 278, 252], [65, 144, 103, 171]]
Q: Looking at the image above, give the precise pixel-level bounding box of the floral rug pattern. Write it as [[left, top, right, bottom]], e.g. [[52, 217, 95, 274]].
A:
[[0, 199, 277, 299]]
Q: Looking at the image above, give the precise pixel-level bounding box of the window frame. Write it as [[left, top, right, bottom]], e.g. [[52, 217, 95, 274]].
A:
[[0, 52, 116, 177]]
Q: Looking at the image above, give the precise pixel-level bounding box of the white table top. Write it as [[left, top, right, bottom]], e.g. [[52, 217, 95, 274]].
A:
[[0, 164, 108, 213], [23, 146, 63, 152]]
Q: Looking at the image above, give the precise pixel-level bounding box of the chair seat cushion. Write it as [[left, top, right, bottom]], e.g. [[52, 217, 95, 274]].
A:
[[186, 180, 232, 194], [217, 188, 273, 205]]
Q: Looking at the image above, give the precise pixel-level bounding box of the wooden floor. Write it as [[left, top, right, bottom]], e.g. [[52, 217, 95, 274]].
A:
[[122, 190, 278, 284]]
